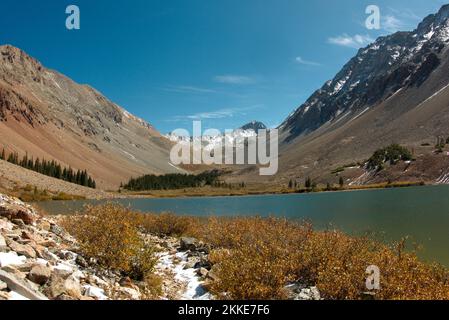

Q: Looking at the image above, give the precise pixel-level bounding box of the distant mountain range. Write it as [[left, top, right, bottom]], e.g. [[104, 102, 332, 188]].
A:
[[0, 45, 181, 189], [240, 121, 267, 132], [166, 121, 267, 152], [4, 4, 449, 190]]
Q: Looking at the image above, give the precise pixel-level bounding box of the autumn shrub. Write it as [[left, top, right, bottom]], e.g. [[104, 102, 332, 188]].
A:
[[201, 217, 311, 299], [62, 204, 158, 281], [196, 217, 449, 300], [140, 212, 201, 237]]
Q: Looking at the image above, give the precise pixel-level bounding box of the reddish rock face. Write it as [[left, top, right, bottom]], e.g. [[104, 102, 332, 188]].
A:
[[0, 204, 37, 225]]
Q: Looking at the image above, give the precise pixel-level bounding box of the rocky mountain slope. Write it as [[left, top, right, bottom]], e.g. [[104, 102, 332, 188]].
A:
[[280, 5, 449, 142], [0, 45, 181, 190], [235, 4, 449, 186]]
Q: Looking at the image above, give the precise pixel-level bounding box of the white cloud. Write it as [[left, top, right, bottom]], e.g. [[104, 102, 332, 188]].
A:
[[295, 56, 322, 66], [214, 75, 256, 85], [171, 105, 262, 122], [382, 15, 405, 33], [164, 85, 216, 94], [328, 34, 374, 48], [381, 7, 422, 33]]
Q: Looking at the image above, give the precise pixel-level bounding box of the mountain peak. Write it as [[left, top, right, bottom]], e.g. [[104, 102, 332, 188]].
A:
[[0, 44, 43, 77], [240, 121, 267, 132], [280, 4, 449, 142]]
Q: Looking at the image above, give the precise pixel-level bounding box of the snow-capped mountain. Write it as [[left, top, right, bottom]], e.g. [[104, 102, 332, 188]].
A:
[[166, 121, 267, 151], [240, 121, 267, 132], [280, 4, 449, 142]]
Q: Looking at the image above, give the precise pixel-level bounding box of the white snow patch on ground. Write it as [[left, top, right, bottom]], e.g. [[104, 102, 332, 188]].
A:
[[168, 162, 183, 172], [9, 291, 30, 301], [415, 82, 449, 109], [0, 252, 27, 267], [122, 150, 136, 160], [156, 251, 212, 300]]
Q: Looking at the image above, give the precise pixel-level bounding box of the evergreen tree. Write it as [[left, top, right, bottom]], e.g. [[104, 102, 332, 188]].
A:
[[305, 177, 312, 189], [339, 176, 344, 188]]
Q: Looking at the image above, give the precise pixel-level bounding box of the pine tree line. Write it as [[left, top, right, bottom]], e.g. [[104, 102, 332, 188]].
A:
[[0, 148, 96, 189], [123, 170, 221, 191]]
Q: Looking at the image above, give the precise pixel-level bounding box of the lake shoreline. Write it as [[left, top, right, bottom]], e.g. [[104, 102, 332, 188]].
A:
[[111, 180, 428, 201]]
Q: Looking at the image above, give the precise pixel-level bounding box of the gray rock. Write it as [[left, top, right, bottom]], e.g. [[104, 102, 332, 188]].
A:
[[28, 265, 52, 285], [46, 274, 82, 299], [206, 266, 220, 282], [14, 263, 35, 273], [8, 241, 36, 258], [0, 279, 7, 290], [50, 224, 64, 236], [197, 267, 209, 278], [12, 219, 25, 227], [180, 237, 198, 251], [284, 283, 321, 300], [0, 291, 9, 300], [0, 235, 7, 252], [75, 255, 88, 268], [0, 270, 48, 300]]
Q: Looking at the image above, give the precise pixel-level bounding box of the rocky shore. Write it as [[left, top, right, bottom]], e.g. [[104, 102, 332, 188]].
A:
[[0, 193, 321, 301], [0, 193, 213, 300]]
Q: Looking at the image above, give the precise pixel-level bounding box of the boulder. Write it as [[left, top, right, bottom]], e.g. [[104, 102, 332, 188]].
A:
[[0, 279, 7, 290], [38, 248, 59, 262], [37, 220, 51, 231], [14, 262, 35, 273], [52, 263, 74, 279], [0, 270, 48, 300], [117, 287, 141, 300], [0, 291, 10, 300], [8, 241, 36, 258], [12, 219, 25, 227], [284, 283, 321, 300], [84, 285, 108, 300], [75, 255, 88, 268], [197, 267, 209, 278], [180, 237, 198, 251], [206, 266, 220, 282], [50, 224, 64, 237], [1, 265, 27, 279], [119, 277, 134, 288], [0, 234, 7, 252], [46, 274, 82, 300], [0, 219, 14, 231], [28, 265, 52, 285], [0, 204, 37, 225]]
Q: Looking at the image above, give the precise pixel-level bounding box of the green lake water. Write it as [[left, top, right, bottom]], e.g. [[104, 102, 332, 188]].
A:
[[36, 185, 449, 266]]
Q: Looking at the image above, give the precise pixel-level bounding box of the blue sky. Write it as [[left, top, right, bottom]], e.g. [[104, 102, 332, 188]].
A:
[[1, 0, 447, 133]]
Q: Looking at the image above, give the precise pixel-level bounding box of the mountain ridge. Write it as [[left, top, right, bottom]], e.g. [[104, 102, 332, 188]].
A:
[[0, 44, 181, 189], [228, 4, 449, 187], [279, 4, 449, 143]]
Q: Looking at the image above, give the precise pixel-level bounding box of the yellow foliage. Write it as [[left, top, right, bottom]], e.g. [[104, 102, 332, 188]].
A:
[[62, 204, 157, 280]]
